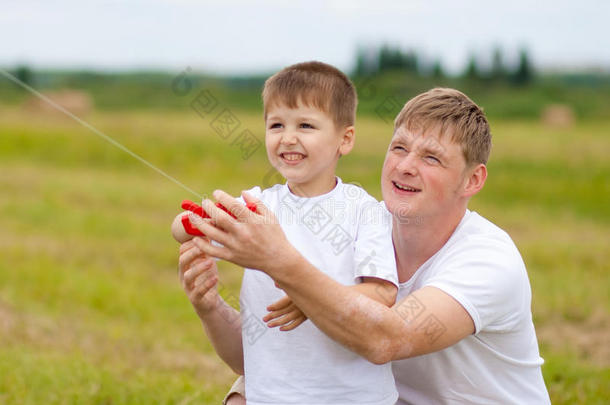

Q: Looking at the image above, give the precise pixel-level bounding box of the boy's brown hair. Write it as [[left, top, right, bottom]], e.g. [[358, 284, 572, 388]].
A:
[[262, 61, 357, 129], [394, 88, 492, 165]]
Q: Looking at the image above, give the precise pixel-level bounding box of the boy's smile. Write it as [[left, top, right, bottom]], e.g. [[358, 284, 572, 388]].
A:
[[279, 152, 306, 164], [265, 102, 354, 197]]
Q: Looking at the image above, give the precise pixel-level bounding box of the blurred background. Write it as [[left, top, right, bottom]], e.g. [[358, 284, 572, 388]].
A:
[[1, 1, 609, 403]]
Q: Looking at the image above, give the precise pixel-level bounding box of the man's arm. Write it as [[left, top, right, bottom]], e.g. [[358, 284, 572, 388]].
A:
[[191, 190, 474, 363], [264, 277, 397, 330], [264, 252, 473, 363], [354, 277, 397, 307], [178, 240, 244, 374]]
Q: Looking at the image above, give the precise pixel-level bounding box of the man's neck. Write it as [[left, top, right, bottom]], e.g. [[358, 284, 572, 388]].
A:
[[393, 207, 467, 283]]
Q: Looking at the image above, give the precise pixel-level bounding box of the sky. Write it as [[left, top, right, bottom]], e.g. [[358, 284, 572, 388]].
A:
[[2, 0, 609, 75]]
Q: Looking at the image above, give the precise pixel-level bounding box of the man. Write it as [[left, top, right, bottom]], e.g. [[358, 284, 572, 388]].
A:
[[181, 88, 551, 403]]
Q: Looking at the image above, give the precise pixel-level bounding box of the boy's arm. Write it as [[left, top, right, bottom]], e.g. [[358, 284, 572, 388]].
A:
[[198, 299, 244, 375], [174, 198, 261, 373], [179, 239, 244, 374]]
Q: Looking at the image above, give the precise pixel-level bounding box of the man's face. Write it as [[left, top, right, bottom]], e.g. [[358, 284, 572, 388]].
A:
[[265, 102, 351, 196], [381, 125, 470, 223]]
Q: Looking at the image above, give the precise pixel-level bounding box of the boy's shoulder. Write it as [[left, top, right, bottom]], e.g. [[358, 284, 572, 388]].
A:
[[339, 180, 380, 204], [246, 180, 387, 222], [242, 183, 287, 198], [247, 183, 283, 200], [255, 179, 381, 202], [337, 181, 388, 221]]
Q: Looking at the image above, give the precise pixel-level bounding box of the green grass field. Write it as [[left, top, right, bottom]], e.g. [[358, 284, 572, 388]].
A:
[[0, 106, 608, 403]]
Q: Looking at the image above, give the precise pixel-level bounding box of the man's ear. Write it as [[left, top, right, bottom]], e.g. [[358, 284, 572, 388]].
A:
[[339, 126, 355, 156], [463, 163, 487, 198]]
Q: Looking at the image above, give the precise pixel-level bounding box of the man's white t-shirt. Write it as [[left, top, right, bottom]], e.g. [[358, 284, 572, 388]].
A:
[[392, 209, 550, 404], [240, 178, 399, 405]]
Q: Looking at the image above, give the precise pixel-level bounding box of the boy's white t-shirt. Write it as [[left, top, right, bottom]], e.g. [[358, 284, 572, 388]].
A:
[[239, 178, 399, 405], [391, 209, 550, 405]]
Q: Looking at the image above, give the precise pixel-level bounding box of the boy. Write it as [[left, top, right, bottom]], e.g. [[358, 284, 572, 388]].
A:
[[174, 61, 399, 404]]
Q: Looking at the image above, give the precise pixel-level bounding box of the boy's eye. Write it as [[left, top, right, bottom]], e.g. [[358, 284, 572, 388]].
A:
[[269, 123, 283, 129], [300, 123, 314, 129]]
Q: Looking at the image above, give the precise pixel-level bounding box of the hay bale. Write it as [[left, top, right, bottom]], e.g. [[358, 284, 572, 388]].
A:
[[23, 90, 93, 117], [541, 104, 575, 128]]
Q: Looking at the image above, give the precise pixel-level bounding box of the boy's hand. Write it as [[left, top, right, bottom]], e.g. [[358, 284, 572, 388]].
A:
[[263, 295, 308, 331], [179, 238, 221, 317], [172, 212, 198, 243]]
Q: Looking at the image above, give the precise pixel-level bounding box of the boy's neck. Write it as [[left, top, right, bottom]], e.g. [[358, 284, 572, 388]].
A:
[[287, 176, 338, 198]]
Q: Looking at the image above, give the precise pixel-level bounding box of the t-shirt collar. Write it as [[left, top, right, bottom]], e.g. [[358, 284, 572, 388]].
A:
[[283, 177, 343, 204]]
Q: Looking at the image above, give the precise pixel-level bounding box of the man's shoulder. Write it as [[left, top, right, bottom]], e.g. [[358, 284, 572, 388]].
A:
[[450, 211, 518, 253], [461, 210, 509, 237], [427, 211, 526, 280], [419, 212, 533, 334]]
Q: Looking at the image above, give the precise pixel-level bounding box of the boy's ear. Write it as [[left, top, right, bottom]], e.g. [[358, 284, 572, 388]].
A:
[[462, 163, 487, 198], [339, 126, 355, 156]]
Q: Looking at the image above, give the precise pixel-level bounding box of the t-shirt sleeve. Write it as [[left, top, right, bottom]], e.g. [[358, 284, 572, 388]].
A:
[[234, 186, 263, 205], [424, 237, 529, 334], [352, 201, 398, 287]]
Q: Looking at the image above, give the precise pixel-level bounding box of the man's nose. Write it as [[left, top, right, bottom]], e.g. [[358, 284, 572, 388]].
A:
[[395, 152, 418, 175]]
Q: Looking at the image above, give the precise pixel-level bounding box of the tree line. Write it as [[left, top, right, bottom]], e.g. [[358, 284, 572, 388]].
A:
[[353, 44, 534, 85]]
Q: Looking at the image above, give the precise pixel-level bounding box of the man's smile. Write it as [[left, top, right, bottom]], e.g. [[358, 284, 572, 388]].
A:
[[392, 181, 421, 193]]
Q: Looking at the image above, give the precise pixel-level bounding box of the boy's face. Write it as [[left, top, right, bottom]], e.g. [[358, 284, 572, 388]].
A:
[[265, 102, 354, 197]]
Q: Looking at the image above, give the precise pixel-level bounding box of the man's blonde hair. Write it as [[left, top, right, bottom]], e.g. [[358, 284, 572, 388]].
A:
[[262, 61, 357, 128], [394, 88, 492, 165]]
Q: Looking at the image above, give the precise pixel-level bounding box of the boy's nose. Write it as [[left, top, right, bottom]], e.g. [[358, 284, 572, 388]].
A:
[[280, 131, 298, 145]]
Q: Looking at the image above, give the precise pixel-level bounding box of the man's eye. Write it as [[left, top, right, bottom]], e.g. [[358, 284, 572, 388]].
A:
[[425, 155, 440, 164], [393, 146, 406, 152]]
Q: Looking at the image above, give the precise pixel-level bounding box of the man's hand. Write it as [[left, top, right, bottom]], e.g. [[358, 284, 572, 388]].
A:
[[178, 238, 220, 317], [263, 295, 308, 331], [190, 190, 300, 275]]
